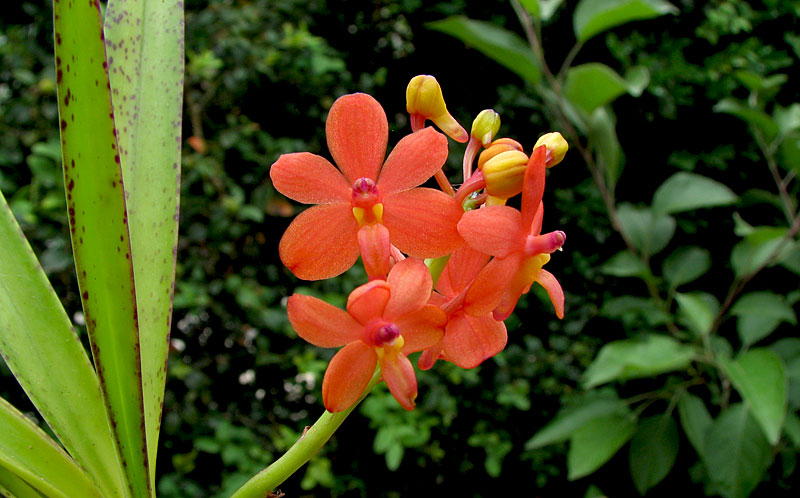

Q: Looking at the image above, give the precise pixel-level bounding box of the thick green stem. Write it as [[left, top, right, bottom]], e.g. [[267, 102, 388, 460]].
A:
[[229, 372, 382, 498]]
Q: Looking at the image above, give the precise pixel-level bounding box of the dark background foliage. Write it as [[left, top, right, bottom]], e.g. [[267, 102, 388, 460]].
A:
[[2, 1, 798, 497]]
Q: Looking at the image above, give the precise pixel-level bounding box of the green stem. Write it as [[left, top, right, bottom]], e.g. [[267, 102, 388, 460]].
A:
[[229, 372, 382, 498]]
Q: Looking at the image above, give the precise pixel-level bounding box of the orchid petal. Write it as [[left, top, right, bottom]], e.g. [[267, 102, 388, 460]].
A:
[[322, 341, 377, 413], [442, 312, 507, 369], [382, 188, 464, 258], [384, 258, 433, 320], [537, 269, 565, 319], [347, 280, 390, 326], [378, 127, 449, 195], [380, 350, 417, 411], [440, 246, 491, 295], [357, 224, 391, 280], [326, 93, 388, 183], [288, 294, 363, 347], [457, 205, 524, 258], [521, 145, 546, 229], [531, 201, 544, 235], [397, 305, 446, 354], [270, 152, 351, 204], [279, 203, 359, 280], [492, 266, 533, 321], [463, 253, 522, 316], [418, 342, 444, 371]]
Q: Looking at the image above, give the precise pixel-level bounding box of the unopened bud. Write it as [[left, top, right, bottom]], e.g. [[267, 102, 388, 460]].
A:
[[534, 132, 568, 167], [477, 138, 524, 170], [406, 75, 468, 142], [482, 149, 529, 200], [471, 109, 501, 146]]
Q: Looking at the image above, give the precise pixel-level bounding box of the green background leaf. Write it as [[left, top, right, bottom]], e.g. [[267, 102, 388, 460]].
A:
[[651, 172, 737, 215], [582, 335, 695, 388], [564, 63, 629, 115], [628, 415, 679, 495], [567, 414, 636, 480], [617, 203, 675, 256], [427, 17, 541, 84], [573, 0, 678, 42], [719, 349, 787, 445], [731, 291, 797, 346], [677, 392, 712, 458], [663, 246, 711, 288]]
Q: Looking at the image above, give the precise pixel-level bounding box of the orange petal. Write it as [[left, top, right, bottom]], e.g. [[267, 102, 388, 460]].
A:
[[384, 258, 432, 320], [382, 188, 464, 259], [377, 127, 449, 195], [380, 350, 417, 411], [442, 312, 507, 369], [463, 253, 521, 316], [270, 152, 351, 204], [323, 342, 377, 413], [531, 201, 544, 235], [326, 93, 388, 183], [358, 224, 391, 280], [396, 305, 446, 354], [493, 266, 533, 321], [418, 342, 444, 371], [287, 294, 363, 347], [521, 145, 546, 228], [347, 280, 390, 326], [439, 246, 491, 295], [279, 203, 359, 280], [457, 205, 524, 258], [537, 269, 565, 319]]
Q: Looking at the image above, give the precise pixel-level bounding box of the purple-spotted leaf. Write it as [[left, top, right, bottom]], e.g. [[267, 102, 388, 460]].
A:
[[104, 0, 184, 483], [54, 1, 149, 496]]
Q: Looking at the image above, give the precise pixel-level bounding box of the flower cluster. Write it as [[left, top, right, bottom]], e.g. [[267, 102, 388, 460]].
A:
[[271, 75, 567, 412]]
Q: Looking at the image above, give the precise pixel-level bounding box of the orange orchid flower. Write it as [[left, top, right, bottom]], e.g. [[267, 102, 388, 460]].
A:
[[287, 258, 446, 412], [458, 146, 566, 321], [271, 93, 463, 281], [419, 246, 507, 370]]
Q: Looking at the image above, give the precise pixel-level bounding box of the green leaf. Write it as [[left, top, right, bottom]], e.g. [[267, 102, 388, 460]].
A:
[[730, 226, 793, 278], [104, 0, 184, 483], [0, 191, 126, 498], [54, 1, 149, 496], [715, 98, 779, 142], [567, 414, 636, 480], [785, 412, 800, 448], [662, 246, 711, 288], [0, 465, 47, 498], [629, 415, 679, 495], [719, 350, 787, 445], [677, 392, 712, 458], [624, 66, 650, 97], [584, 485, 606, 498], [564, 63, 629, 115], [582, 335, 696, 388], [526, 389, 631, 449], [651, 172, 737, 215], [617, 203, 675, 256], [703, 404, 773, 498], [600, 296, 670, 327], [774, 103, 800, 136], [780, 132, 800, 175], [675, 292, 717, 336], [427, 17, 540, 84], [573, 0, 678, 42], [588, 107, 623, 187], [599, 251, 648, 277], [521, 0, 564, 21], [0, 398, 102, 498], [731, 292, 797, 346]]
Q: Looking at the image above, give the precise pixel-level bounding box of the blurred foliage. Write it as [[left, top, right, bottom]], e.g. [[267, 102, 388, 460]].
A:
[[1, 0, 799, 497]]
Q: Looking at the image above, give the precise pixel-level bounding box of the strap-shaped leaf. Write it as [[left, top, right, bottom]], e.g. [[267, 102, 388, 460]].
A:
[[53, 1, 149, 496], [0, 398, 101, 498], [103, 0, 184, 483], [0, 465, 47, 498], [0, 191, 126, 498]]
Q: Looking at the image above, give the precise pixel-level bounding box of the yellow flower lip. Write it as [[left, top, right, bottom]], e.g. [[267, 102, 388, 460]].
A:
[[534, 132, 568, 167], [406, 74, 468, 142]]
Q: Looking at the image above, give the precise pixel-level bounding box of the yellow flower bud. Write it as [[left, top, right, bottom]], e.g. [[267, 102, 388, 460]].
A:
[[471, 109, 501, 146], [481, 149, 529, 200], [406, 75, 468, 142], [477, 138, 524, 170], [534, 132, 568, 167]]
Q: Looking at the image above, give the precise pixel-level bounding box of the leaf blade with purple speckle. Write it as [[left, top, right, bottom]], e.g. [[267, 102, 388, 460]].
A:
[[54, 1, 150, 497], [104, 0, 184, 485]]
